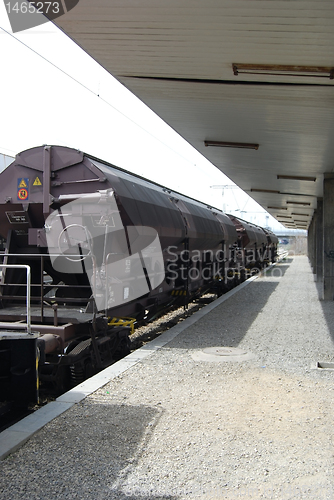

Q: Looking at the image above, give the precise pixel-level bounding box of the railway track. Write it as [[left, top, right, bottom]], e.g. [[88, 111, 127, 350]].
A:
[[130, 293, 216, 350]]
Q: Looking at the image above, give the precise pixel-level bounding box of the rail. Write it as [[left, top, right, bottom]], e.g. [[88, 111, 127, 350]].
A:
[[0, 264, 31, 334]]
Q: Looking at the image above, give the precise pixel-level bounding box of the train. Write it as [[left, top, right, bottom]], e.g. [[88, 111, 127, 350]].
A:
[[0, 145, 278, 407]]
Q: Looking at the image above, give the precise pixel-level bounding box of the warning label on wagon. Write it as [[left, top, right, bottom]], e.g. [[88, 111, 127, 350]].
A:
[[17, 178, 29, 200]]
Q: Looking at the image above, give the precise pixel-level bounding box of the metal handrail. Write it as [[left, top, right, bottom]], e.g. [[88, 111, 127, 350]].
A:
[[0, 264, 31, 334], [0, 253, 96, 322]]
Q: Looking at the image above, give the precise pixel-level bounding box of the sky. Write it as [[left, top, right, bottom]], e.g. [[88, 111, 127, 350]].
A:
[[0, 4, 287, 231]]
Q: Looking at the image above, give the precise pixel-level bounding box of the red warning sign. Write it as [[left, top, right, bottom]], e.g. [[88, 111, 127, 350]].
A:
[[18, 188, 28, 200]]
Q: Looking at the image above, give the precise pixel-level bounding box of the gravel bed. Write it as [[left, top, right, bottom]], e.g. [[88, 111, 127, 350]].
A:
[[130, 294, 216, 349], [1, 256, 334, 500]]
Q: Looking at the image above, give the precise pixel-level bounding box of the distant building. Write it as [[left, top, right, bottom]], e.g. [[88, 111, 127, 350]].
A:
[[275, 228, 307, 237]]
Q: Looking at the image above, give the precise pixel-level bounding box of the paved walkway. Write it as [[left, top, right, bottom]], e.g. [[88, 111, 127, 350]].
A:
[[1, 255, 334, 500]]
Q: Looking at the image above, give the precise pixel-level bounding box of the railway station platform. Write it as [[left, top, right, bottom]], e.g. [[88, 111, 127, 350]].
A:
[[1, 255, 334, 499]]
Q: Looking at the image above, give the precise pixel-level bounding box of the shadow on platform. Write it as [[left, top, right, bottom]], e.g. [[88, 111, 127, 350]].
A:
[[319, 295, 334, 346], [0, 402, 177, 499], [311, 270, 334, 346], [171, 279, 281, 351]]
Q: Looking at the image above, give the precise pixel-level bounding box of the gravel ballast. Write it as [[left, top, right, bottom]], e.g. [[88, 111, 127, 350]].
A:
[[1, 255, 334, 499]]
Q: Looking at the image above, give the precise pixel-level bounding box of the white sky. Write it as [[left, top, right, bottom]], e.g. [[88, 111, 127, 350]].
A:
[[0, 5, 287, 231]]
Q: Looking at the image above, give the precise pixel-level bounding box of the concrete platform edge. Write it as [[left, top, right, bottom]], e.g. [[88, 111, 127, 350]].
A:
[[0, 402, 74, 460]]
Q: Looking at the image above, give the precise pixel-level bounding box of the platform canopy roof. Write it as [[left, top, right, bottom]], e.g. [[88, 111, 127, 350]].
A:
[[55, 0, 334, 230]]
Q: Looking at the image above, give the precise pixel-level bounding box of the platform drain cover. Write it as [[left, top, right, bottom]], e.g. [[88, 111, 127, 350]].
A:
[[191, 346, 255, 363]]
